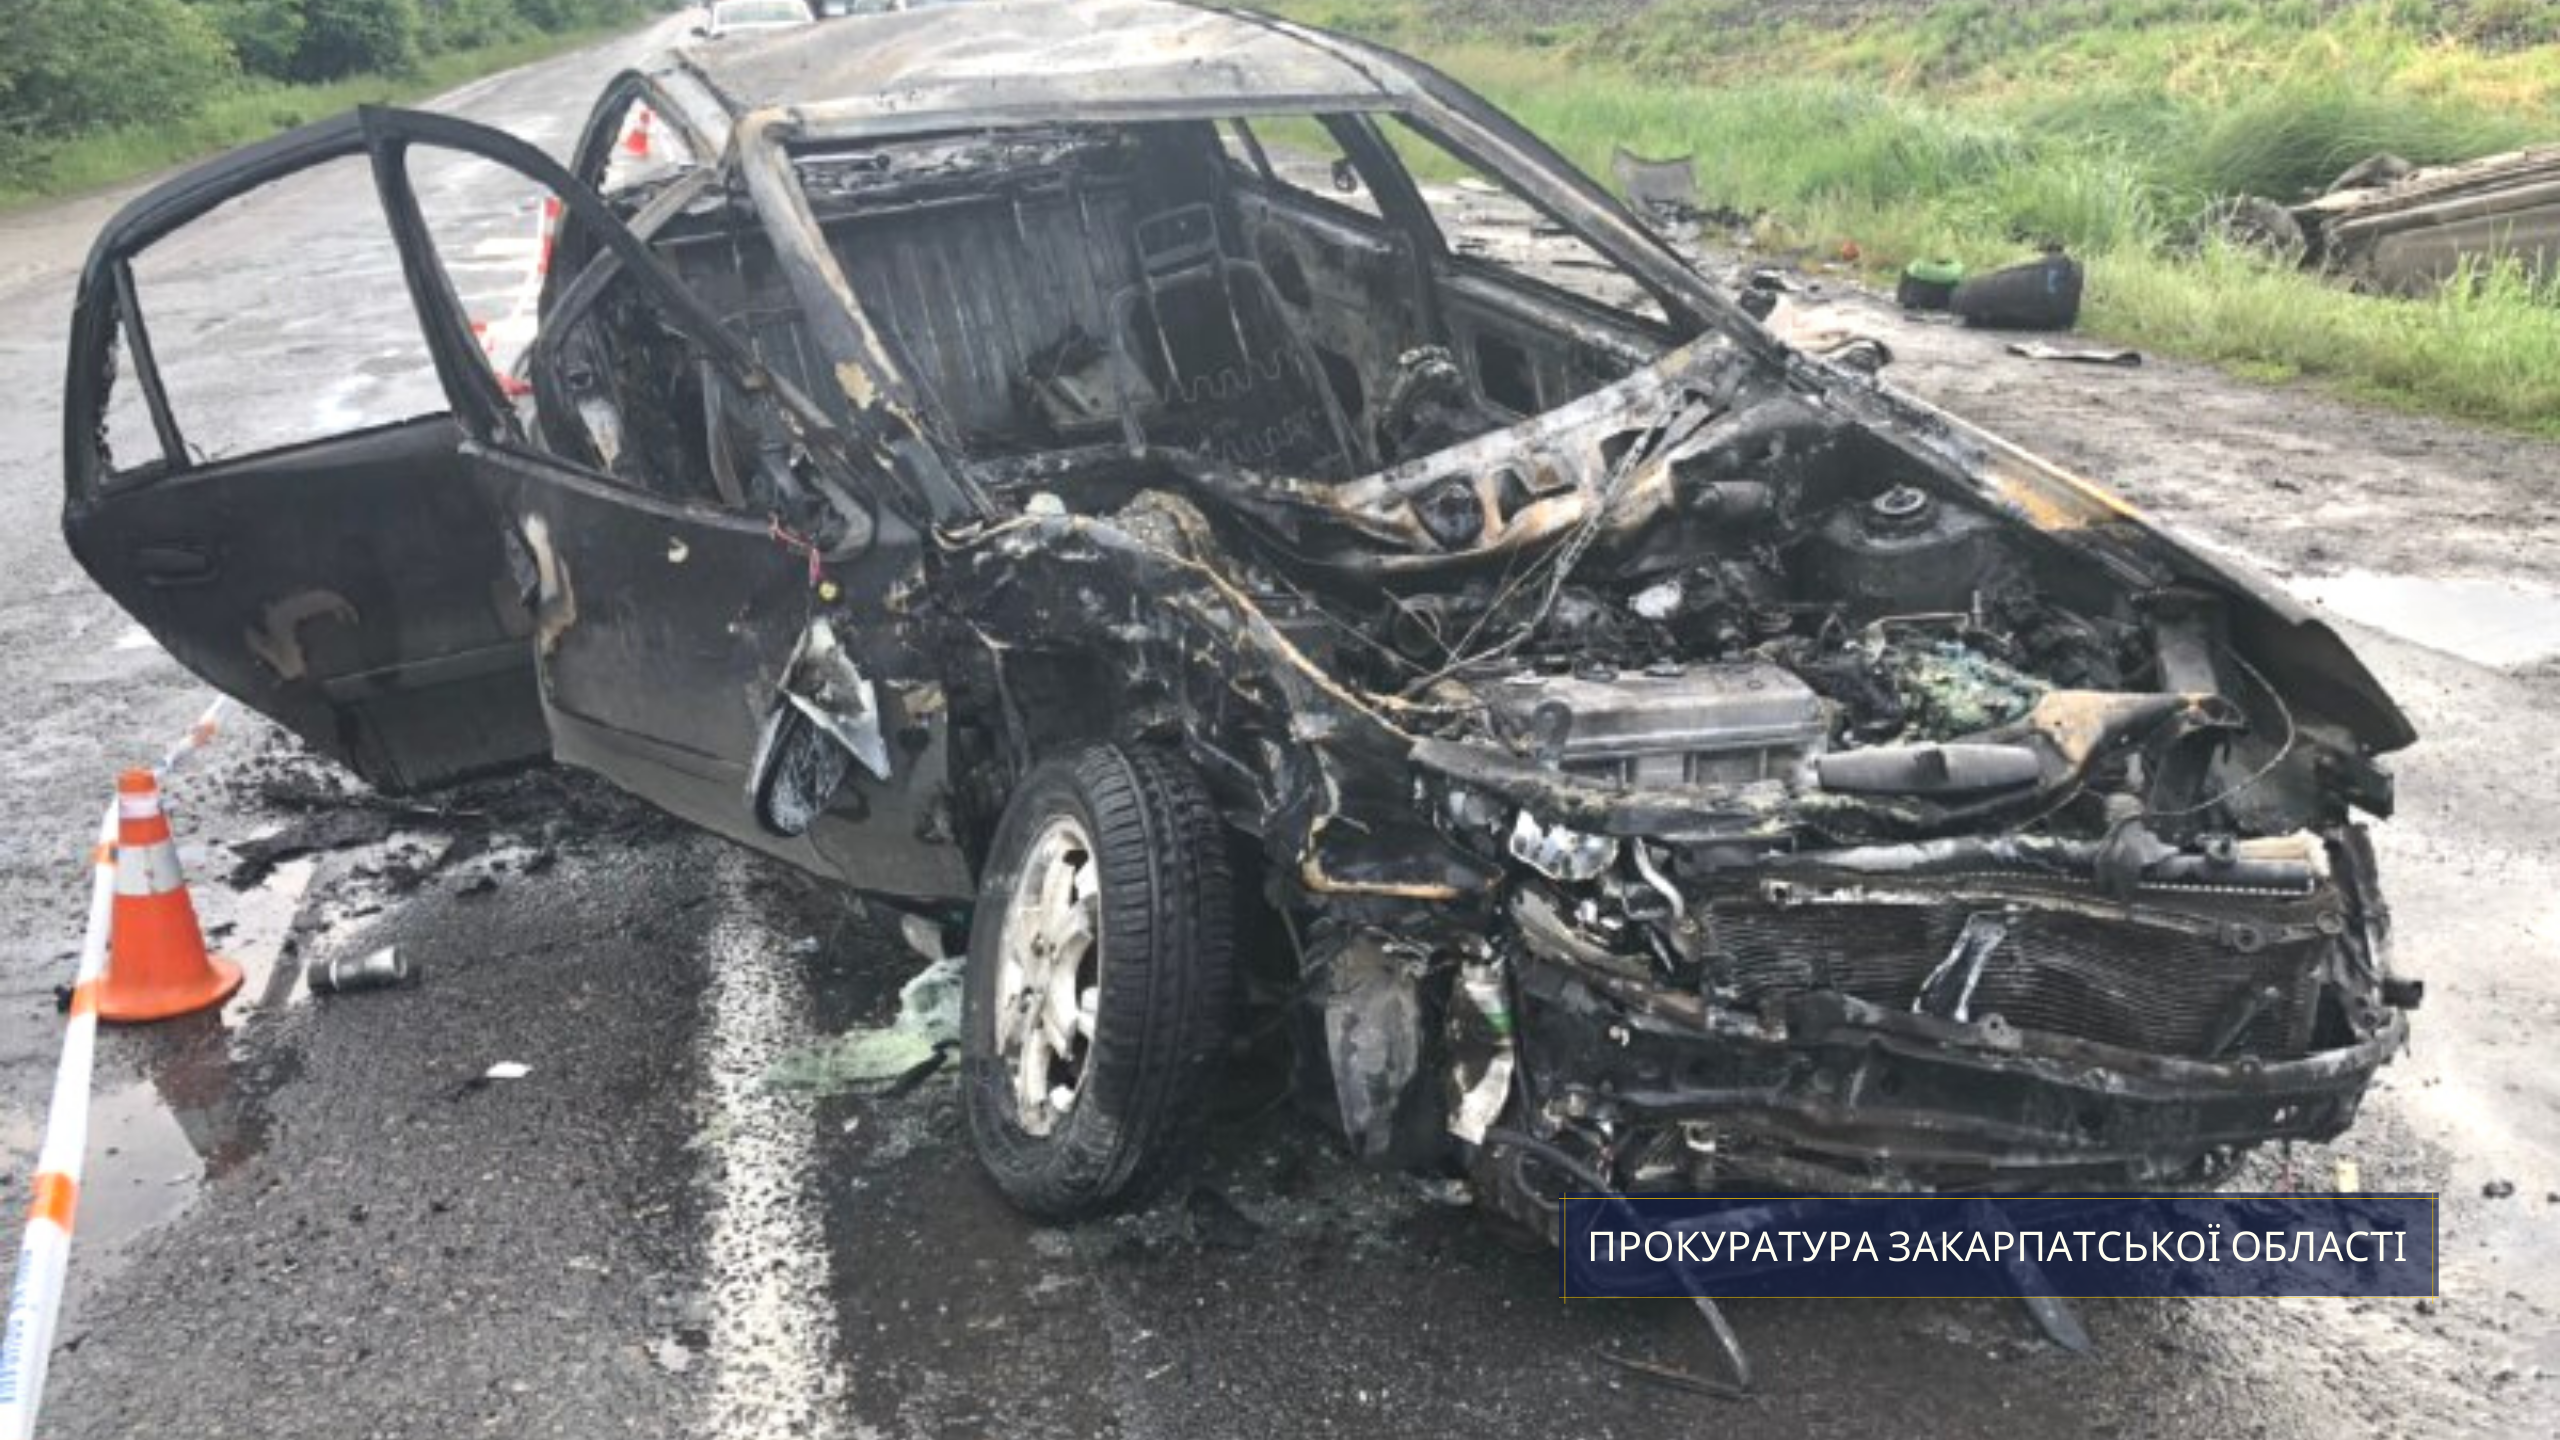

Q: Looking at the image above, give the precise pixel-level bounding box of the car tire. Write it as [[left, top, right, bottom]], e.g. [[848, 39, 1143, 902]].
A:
[[962, 744, 1235, 1219], [1950, 253, 2085, 331]]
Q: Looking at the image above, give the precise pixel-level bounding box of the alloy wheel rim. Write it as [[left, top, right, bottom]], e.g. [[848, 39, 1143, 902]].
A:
[[993, 814, 1101, 1136]]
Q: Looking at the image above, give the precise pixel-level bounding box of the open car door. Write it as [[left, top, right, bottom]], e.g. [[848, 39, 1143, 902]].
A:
[[62, 113, 552, 793], [67, 105, 973, 897]]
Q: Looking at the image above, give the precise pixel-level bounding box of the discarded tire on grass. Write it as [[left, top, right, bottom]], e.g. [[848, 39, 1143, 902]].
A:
[[1951, 253, 2084, 330]]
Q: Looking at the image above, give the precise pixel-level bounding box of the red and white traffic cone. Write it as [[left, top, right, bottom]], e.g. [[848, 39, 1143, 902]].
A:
[[96, 769, 241, 1024]]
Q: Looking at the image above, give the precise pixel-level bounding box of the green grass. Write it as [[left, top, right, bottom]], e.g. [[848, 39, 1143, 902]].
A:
[[2091, 245, 2560, 429], [0, 22, 631, 213], [1264, 1, 2560, 434]]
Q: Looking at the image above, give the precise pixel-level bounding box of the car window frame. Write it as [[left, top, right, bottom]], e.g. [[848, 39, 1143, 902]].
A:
[[357, 107, 763, 447], [523, 169, 797, 519], [64, 115, 456, 497], [64, 105, 815, 508], [100, 259, 187, 478], [526, 163, 905, 535], [565, 72, 719, 206], [354, 106, 906, 555], [1222, 116, 1392, 229], [1376, 114, 1688, 340]]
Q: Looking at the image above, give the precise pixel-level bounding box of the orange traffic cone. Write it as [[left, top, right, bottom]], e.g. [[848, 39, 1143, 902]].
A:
[[98, 768, 242, 1024], [623, 105, 654, 160]]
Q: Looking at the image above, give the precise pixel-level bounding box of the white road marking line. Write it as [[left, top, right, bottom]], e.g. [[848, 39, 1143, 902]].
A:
[[700, 851, 846, 1439]]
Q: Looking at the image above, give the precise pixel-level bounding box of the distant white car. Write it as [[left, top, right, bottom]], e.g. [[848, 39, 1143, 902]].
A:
[[698, 0, 814, 40]]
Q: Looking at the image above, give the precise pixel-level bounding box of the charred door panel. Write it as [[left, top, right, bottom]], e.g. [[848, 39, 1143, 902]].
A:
[[509, 230, 969, 895], [492, 454, 807, 805], [59, 113, 548, 793], [68, 419, 543, 791], [68, 418, 543, 791], [493, 450, 968, 901]]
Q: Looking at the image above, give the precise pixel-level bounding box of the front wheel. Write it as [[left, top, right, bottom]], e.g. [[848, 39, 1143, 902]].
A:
[[962, 745, 1235, 1219]]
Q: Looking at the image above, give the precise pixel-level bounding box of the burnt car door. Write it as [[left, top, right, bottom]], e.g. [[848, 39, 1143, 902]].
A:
[[402, 108, 974, 903], [61, 115, 552, 793], [65, 108, 971, 904]]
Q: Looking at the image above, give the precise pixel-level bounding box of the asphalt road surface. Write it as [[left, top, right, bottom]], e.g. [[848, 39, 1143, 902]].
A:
[[0, 19, 2555, 1439]]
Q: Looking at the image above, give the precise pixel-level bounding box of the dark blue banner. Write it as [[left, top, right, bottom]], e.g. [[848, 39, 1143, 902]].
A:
[[1560, 1193, 2436, 1299]]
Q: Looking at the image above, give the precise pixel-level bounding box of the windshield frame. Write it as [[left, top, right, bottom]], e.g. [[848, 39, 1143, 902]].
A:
[[709, 36, 1797, 530]]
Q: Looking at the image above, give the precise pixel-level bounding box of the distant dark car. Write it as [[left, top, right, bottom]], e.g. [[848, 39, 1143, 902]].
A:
[[63, 1, 2417, 1231]]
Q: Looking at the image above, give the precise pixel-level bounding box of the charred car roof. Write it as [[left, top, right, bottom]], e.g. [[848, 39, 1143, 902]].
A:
[[667, 0, 1411, 137]]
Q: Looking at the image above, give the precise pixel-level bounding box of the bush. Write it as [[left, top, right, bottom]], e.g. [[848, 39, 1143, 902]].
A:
[[293, 0, 423, 81], [1, 0, 236, 140], [2178, 81, 2535, 201], [420, 0, 531, 53], [206, 2, 602, 73], [199, 0, 309, 80], [515, 0, 629, 32]]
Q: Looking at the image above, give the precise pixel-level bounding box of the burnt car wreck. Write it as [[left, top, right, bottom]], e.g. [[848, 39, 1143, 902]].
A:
[[65, 1, 2418, 1267]]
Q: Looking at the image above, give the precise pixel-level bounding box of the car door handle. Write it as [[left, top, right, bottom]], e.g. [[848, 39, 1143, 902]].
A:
[[130, 542, 217, 587]]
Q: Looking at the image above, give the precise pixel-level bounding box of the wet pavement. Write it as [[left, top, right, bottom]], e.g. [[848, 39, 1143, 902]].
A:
[[2287, 573, 2560, 669], [0, 22, 2554, 1440]]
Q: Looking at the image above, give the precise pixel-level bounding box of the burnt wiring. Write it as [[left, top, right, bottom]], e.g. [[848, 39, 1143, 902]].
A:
[[1405, 387, 1731, 691], [1393, 415, 1671, 692], [1398, 536, 1544, 692]]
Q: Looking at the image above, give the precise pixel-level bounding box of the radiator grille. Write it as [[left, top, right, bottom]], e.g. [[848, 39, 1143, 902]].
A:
[[1713, 903, 2321, 1059]]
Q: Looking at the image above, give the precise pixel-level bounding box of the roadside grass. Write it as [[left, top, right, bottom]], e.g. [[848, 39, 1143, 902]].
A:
[[0, 23, 629, 214], [2092, 246, 2560, 431], [1268, 1, 2560, 434]]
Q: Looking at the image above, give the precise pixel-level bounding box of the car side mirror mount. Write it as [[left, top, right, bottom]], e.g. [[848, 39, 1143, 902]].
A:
[[747, 618, 892, 837]]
